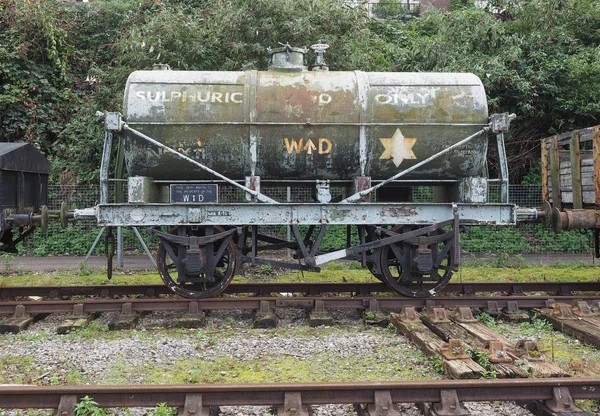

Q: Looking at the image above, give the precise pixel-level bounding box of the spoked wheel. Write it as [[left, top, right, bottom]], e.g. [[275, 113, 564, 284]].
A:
[[157, 225, 237, 298], [380, 225, 455, 297]]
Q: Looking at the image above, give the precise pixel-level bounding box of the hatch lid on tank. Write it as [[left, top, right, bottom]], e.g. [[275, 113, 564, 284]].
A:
[[268, 43, 309, 72]]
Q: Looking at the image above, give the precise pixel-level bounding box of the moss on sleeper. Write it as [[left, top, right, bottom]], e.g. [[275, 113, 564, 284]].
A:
[[488, 321, 600, 377]]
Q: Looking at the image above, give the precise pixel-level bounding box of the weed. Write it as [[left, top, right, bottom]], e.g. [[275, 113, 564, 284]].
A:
[[521, 315, 553, 333], [66, 370, 85, 384], [430, 356, 445, 375], [469, 349, 491, 369], [1, 254, 14, 275], [187, 369, 204, 384], [466, 348, 497, 379], [152, 403, 177, 416], [476, 312, 497, 329], [364, 311, 376, 320], [77, 262, 93, 276], [480, 369, 498, 379], [259, 264, 274, 275], [66, 321, 109, 341], [514, 359, 532, 373], [74, 395, 108, 415]]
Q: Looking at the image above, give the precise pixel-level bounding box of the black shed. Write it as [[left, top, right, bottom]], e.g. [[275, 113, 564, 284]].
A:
[[0, 143, 51, 213]]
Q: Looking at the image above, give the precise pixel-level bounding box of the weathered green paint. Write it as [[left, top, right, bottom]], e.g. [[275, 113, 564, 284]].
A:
[[122, 70, 488, 181]]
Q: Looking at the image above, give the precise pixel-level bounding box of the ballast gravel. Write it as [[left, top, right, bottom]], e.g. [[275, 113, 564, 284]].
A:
[[0, 309, 535, 416]]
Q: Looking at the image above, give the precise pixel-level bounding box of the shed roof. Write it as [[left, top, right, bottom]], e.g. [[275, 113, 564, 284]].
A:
[[0, 143, 51, 174]]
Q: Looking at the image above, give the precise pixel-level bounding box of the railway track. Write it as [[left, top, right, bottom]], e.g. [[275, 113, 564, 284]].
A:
[[2, 293, 600, 351], [2, 283, 600, 415], [1, 378, 599, 415], [1, 295, 599, 318], [1, 281, 599, 300], [2, 292, 600, 415]]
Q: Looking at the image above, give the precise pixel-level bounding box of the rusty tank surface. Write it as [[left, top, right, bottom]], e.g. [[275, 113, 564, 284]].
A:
[[122, 45, 488, 183]]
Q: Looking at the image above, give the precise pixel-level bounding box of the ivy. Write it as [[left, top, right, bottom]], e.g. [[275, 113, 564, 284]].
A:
[[1, 0, 600, 184]]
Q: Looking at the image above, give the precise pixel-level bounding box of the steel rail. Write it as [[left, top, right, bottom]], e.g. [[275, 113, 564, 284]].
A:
[[0, 295, 598, 315], [1, 281, 598, 300], [0, 378, 599, 409]]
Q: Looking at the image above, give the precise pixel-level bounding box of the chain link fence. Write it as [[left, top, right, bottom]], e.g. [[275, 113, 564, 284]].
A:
[[19, 184, 594, 260]]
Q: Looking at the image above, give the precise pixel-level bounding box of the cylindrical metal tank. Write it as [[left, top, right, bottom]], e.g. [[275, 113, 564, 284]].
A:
[[123, 67, 488, 182]]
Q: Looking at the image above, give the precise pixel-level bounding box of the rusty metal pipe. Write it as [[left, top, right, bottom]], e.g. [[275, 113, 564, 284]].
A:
[[552, 208, 600, 232]]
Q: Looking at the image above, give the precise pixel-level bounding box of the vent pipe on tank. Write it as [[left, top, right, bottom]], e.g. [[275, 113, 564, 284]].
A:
[[267, 43, 308, 72], [311, 41, 329, 72]]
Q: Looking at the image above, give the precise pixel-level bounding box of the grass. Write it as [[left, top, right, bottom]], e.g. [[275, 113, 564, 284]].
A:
[[1, 255, 600, 288], [0, 325, 438, 386], [0, 270, 162, 287], [131, 327, 436, 385], [248, 260, 600, 286]]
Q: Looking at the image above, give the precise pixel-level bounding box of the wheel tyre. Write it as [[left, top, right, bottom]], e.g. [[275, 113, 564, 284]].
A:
[[157, 225, 237, 298]]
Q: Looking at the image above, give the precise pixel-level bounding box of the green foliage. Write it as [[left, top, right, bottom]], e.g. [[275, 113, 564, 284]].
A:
[[150, 403, 177, 416], [259, 263, 275, 275], [74, 396, 107, 416], [466, 348, 497, 379], [462, 226, 531, 254], [22, 225, 159, 256], [374, 1, 600, 180], [2, 0, 600, 186], [462, 224, 592, 254], [0, 0, 137, 183], [521, 314, 553, 333], [476, 312, 497, 329], [452, 0, 476, 10], [521, 161, 542, 185], [364, 311, 376, 320], [430, 356, 445, 375], [0, 254, 15, 275]]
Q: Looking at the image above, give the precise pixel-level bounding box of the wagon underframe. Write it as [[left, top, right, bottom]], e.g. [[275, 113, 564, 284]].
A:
[[95, 202, 517, 227]]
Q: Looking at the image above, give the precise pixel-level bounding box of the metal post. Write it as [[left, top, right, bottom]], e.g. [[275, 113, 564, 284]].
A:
[[117, 226, 123, 269], [132, 227, 157, 269], [496, 132, 509, 203], [84, 227, 105, 262], [99, 132, 113, 205], [287, 186, 291, 259]]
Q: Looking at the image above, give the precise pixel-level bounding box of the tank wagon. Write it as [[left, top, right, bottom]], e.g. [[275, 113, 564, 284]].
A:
[[82, 42, 531, 298]]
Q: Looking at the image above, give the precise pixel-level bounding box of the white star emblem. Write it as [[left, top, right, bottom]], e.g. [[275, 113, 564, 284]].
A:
[[379, 128, 417, 167]]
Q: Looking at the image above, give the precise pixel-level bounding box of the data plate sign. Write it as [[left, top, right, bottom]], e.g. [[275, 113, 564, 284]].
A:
[[170, 184, 218, 203]]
